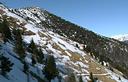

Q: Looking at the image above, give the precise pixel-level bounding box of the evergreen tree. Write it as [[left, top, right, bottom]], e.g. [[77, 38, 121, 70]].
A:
[[0, 19, 12, 42], [28, 39, 38, 57], [119, 77, 121, 80], [31, 55, 36, 66], [0, 54, 14, 76], [28, 39, 37, 53], [44, 55, 59, 82], [28, 39, 44, 64], [13, 29, 25, 58], [79, 75, 83, 82], [0, 22, 2, 32], [37, 48, 44, 63], [23, 61, 29, 73], [90, 72, 94, 82], [76, 44, 79, 48]]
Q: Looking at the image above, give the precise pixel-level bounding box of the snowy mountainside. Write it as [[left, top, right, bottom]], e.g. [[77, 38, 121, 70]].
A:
[[111, 34, 128, 43], [0, 3, 128, 82]]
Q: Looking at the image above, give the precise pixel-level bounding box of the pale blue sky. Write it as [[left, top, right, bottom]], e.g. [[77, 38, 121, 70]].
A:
[[1, 0, 128, 37]]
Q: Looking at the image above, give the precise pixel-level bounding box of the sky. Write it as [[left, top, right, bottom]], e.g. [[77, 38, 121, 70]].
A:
[[1, 0, 128, 37]]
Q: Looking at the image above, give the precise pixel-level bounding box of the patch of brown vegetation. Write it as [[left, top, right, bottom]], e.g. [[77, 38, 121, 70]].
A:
[[23, 30, 36, 35], [52, 43, 65, 52], [67, 50, 81, 62], [38, 31, 47, 37]]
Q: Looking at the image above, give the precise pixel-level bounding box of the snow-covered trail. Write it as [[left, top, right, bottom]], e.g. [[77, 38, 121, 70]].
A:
[[77, 73, 110, 76]]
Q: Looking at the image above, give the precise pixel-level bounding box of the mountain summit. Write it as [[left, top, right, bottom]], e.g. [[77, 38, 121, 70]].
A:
[[0, 3, 128, 82]]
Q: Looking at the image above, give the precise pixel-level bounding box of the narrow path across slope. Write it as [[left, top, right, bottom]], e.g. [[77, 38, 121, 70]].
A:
[[77, 73, 110, 76]]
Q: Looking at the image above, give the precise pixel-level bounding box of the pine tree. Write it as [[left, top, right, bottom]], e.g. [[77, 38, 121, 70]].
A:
[[90, 72, 94, 82], [28, 39, 43, 64], [28, 39, 38, 56], [79, 75, 83, 82], [0, 54, 14, 76], [13, 29, 25, 59], [44, 55, 59, 82], [23, 61, 29, 74], [119, 77, 121, 80], [0, 19, 12, 42], [76, 44, 79, 48], [28, 39, 37, 53], [37, 48, 44, 63], [31, 55, 36, 66], [0, 22, 2, 32]]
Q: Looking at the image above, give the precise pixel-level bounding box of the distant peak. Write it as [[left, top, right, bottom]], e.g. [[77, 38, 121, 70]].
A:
[[111, 34, 128, 41]]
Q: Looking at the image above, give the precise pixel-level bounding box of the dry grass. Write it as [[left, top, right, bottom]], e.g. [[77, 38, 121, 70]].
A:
[[38, 31, 47, 37], [52, 43, 65, 53], [67, 50, 81, 62], [86, 54, 117, 82]]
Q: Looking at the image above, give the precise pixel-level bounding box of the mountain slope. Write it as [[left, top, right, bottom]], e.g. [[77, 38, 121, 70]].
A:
[[42, 9, 128, 78], [0, 2, 128, 82]]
